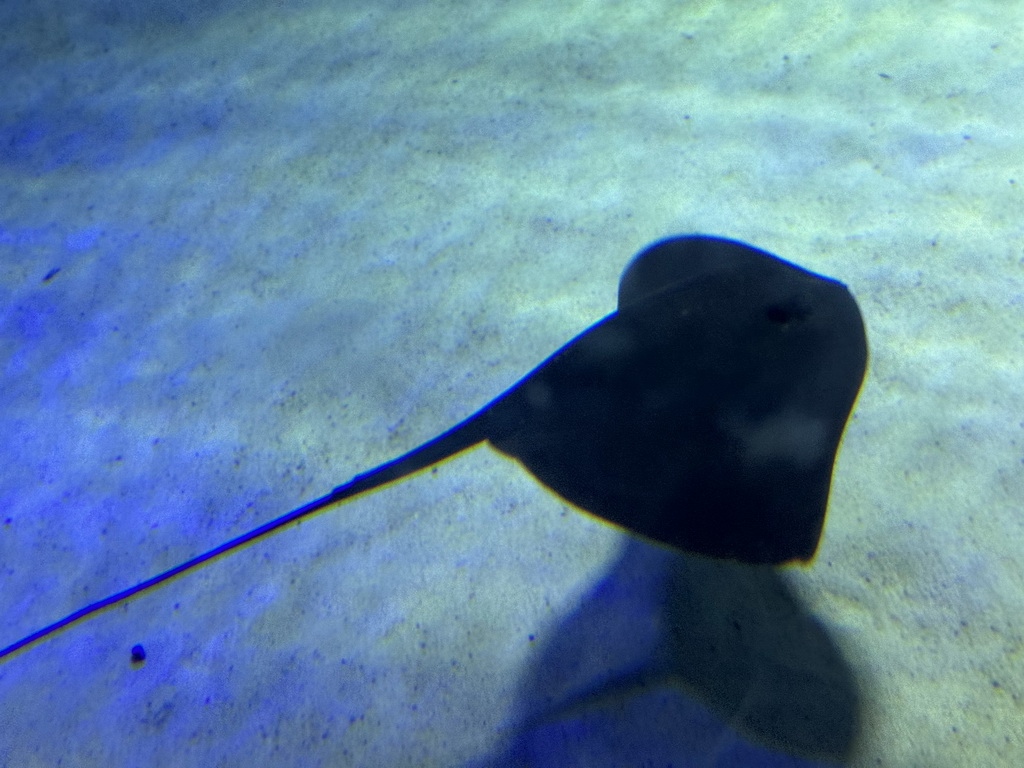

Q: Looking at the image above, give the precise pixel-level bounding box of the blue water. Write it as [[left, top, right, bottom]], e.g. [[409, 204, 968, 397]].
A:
[[2, 1, 1022, 765]]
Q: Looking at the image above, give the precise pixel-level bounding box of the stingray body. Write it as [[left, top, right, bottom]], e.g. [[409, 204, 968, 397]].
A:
[[490, 237, 866, 562], [344, 235, 867, 563], [0, 235, 867, 660]]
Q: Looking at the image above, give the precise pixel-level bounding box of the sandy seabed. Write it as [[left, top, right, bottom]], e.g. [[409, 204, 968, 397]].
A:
[[1, 1, 1022, 765]]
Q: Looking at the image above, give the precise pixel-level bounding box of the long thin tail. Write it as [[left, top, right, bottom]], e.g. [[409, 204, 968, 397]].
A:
[[0, 410, 489, 662]]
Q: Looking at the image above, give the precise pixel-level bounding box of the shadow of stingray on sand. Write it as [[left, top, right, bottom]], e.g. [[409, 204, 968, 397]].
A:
[[479, 540, 861, 767]]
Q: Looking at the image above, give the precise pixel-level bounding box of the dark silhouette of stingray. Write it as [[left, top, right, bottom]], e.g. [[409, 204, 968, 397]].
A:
[[0, 235, 867, 660]]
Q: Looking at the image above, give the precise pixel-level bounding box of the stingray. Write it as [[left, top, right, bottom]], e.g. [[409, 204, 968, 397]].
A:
[[0, 235, 867, 661]]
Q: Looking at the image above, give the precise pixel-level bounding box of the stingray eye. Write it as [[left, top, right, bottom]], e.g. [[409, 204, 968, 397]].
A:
[[765, 299, 810, 327]]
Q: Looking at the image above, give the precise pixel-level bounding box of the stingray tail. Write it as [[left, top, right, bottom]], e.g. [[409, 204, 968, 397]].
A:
[[334, 408, 489, 501], [0, 410, 490, 663]]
